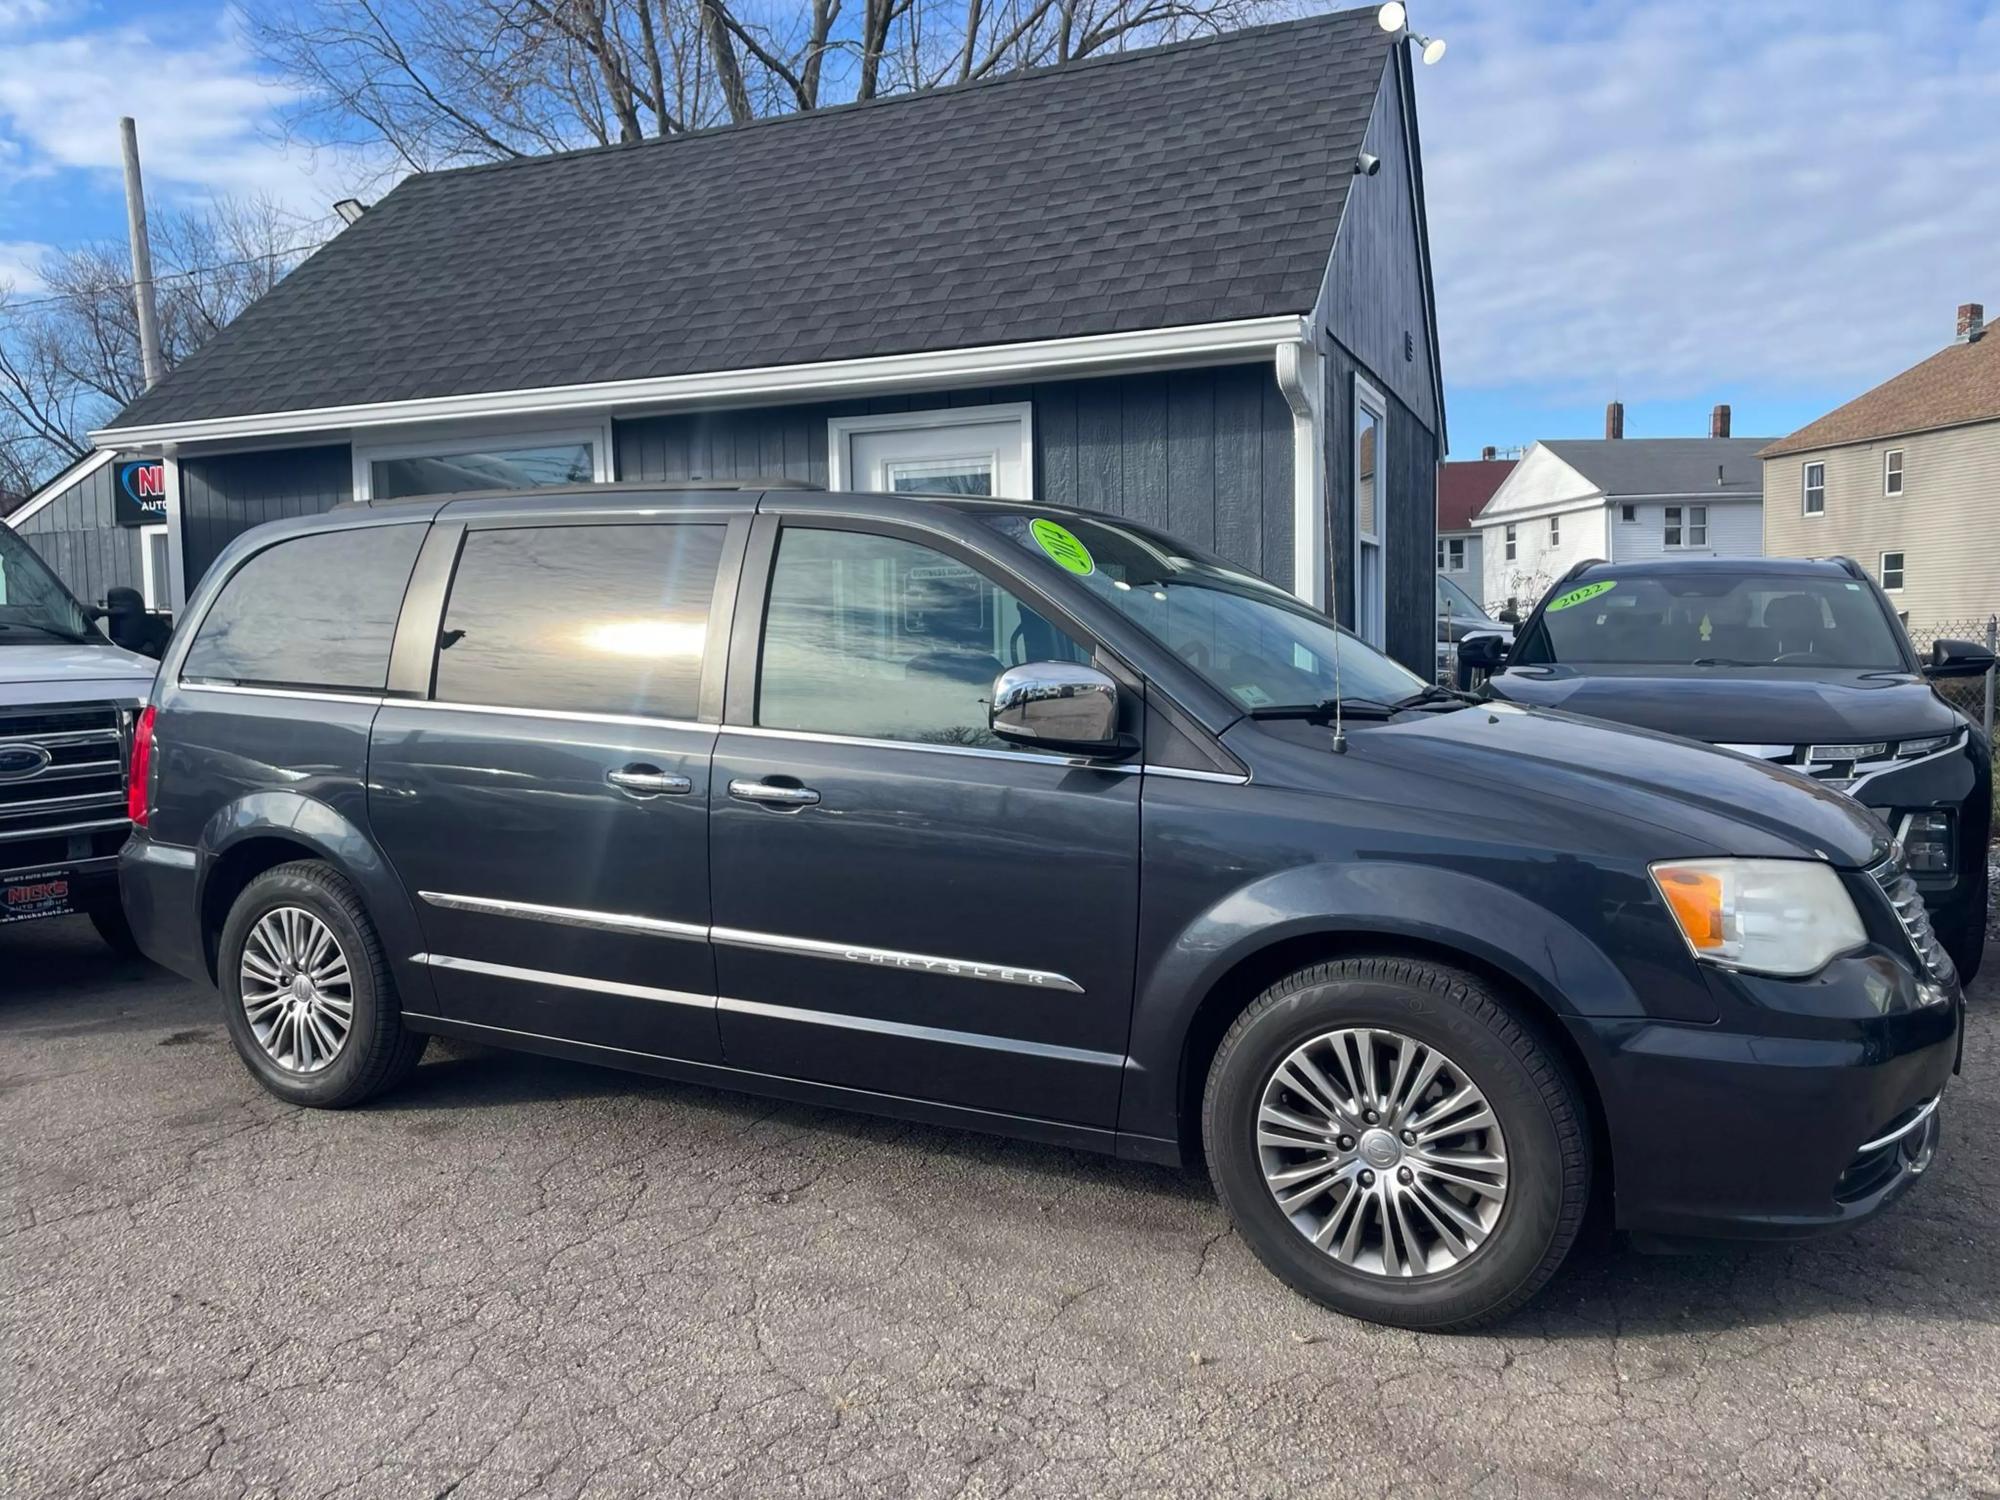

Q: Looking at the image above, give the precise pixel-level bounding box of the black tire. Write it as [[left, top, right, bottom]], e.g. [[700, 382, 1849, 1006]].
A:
[[1202, 957, 1589, 1331], [217, 861, 427, 1108], [87, 898, 145, 959]]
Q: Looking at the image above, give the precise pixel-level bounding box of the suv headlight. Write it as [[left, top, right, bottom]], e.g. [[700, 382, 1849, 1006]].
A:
[[1650, 858, 1866, 977]]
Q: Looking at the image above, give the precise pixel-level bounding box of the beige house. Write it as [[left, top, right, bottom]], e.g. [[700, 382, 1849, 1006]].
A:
[[1762, 302, 2000, 633]]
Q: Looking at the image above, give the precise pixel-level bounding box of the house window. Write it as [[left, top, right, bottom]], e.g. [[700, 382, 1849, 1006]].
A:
[[1885, 449, 1904, 496], [1353, 379, 1387, 648], [1664, 506, 1682, 547], [1688, 505, 1707, 546], [1803, 461, 1825, 515], [1504, 524, 1517, 562], [1437, 536, 1465, 573], [1881, 551, 1905, 592], [828, 403, 1032, 499], [1620, 504, 1636, 523], [139, 524, 171, 610], [1549, 515, 1561, 546], [356, 424, 609, 501]]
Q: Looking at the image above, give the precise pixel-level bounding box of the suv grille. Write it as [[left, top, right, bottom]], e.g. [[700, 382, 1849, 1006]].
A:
[[0, 702, 129, 873], [1870, 850, 1954, 986], [1716, 730, 1965, 795]]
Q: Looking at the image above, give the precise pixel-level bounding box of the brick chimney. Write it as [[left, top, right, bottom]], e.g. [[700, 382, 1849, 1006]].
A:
[[1958, 303, 1985, 343], [1709, 403, 1731, 439], [1480, 445, 1497, 461], [1604, 401, 1624, 440]]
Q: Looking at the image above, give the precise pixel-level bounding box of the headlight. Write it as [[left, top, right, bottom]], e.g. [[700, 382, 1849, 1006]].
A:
[[1650, 858, 1866, 977]]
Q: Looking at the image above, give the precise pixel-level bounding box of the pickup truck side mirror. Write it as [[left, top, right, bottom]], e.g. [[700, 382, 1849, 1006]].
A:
[[990, 661, 1126, 755], [1926, 638, 1996, 680], [1496, 608, 1520, 626], [1457, 633, 1510, 674]]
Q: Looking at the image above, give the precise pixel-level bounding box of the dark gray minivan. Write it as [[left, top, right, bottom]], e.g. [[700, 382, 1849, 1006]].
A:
[[121, 484, 1962, 1329]]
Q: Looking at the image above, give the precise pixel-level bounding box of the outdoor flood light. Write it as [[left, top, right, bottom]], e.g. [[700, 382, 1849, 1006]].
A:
[[1377, 2, 1405, 30]]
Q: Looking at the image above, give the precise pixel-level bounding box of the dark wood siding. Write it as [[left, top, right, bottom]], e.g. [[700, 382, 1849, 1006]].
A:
[[11, 460, 145, 606], [180, 445, 352, 582], [1322, 340, 1439, 674], [614, 365, 1295, 588]]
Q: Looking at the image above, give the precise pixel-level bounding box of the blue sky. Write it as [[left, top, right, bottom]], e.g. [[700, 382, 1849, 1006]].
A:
[[2, 0, 1996, 455]]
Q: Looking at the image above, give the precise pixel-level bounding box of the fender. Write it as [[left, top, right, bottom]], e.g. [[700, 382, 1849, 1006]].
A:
[[1116, 857, 1708, 1144], [196, 790, 439, 1011]]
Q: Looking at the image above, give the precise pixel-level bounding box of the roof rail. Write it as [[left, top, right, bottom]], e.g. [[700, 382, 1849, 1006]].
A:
[[343, 477, 824, 509]]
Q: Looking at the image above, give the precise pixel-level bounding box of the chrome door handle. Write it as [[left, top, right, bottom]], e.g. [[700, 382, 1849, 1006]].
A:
[[728, 779, 821, 807], [607, 767, 692, 797]]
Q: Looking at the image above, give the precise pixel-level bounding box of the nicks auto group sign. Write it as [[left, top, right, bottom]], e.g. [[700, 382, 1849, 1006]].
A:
[[115, 460, 166, 527]]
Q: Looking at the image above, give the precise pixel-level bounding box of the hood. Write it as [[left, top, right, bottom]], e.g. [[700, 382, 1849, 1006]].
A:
[[0, 640, 157, 707], [1240, 700, 1890, 868], [1486, 665, 1959, 745]]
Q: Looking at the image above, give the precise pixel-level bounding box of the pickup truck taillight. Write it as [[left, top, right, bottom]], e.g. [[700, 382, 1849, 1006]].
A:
[[128, 705, 155, 827]]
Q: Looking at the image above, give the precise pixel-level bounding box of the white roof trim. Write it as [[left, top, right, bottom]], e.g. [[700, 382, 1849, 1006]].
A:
[[3, 448, 117, 529], [91, 315, 1306, 450]]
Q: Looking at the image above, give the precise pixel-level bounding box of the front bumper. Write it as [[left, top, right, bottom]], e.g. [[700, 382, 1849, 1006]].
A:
[[1574, 952, 1960, 1240], [1, 853, 121, 925]]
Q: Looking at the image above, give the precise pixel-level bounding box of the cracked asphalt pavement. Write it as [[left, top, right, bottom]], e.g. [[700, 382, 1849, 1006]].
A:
[[5, 916, 1999, 1500]]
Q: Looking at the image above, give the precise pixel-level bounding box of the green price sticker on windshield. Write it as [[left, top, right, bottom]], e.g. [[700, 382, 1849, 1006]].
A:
[[1031, 518, 1095, 576], [1546, 579, 1617, 612]]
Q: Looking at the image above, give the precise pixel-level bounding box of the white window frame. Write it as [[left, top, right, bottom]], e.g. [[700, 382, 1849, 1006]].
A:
[[1687, 504, 1707, 546], [826, 402, 1035, 498], [350, 418, 615, 502], [1548, 514, 1560, 546], [138, 523, 171, 610], [1352, 376, 1388, 649], [1437, 536, 1465, 573], [1884, 449, 1904, 497], [1880, 550, 1905, 593], [1803, 461, 1825, 516], [1503, 523, 1517, 562], [1664, 506, 1683, 547]]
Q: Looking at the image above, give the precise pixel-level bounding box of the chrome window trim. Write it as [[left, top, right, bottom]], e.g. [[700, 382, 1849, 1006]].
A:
[[710, 924, 1084, 992], [718, 995, 1121, 1067], [180, 681, 387, 707], [1143, 764, 1251, 785], [727, 722, 1136, 772], [411, 952, 712, 1009], [1857, 1093, 1941, 1155], [390, 698, 713, 734], [419, 890, 708, 942]]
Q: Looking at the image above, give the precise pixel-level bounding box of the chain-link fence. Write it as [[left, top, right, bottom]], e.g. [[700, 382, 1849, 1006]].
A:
[[1905, 615, 1998, 742]]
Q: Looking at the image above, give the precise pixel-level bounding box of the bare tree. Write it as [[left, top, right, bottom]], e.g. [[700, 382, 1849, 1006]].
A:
[[249, 0, 1296, 182], [0, 197, 319, 506]]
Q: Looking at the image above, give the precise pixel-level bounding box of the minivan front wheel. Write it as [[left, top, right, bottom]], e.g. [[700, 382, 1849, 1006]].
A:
[[218, 861, 427, 1108], [1203, 957, 1589, 1330]]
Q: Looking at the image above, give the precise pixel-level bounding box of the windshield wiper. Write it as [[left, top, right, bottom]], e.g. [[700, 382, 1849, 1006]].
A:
[[1393, 684, 1477, 710], [1247, 697, 1404, 721], [1689, 657, 1753, 667]]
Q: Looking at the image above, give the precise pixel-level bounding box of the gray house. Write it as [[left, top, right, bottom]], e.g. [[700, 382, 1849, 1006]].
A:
[[27, 9, 1446, 670]]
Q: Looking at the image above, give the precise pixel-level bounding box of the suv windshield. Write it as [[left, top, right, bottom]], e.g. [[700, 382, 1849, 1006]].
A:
[[986, 512, 1425, 712], [1437, 573, 1488, 621], [0, 525, 97, 643], [1513, 570, 1906, 670]]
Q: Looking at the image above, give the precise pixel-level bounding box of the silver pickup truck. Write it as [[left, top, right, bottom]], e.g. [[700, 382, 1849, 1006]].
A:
[[1, 524, 157, 950]]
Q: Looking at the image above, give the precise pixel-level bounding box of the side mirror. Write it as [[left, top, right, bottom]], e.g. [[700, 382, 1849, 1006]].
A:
[[1458, 632, 1509, 673], [990, 661, 1125, 754], [1496, 607, 1520, 626], [1926, 638, 1996, 680]]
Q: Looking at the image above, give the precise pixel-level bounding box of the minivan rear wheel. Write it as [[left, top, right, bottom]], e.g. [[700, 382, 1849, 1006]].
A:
[[218, 861, 427, 1108], [1203, 957, 1588, 1331]]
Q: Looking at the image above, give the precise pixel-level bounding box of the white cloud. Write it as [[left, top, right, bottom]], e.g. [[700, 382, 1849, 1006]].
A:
[[1413, 0, 2000, 401], [0, 237, 51, 292], [0, 7, 359, 213]]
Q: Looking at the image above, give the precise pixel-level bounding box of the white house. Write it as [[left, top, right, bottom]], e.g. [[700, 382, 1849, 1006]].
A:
[[1474, 403, 1771, 615]]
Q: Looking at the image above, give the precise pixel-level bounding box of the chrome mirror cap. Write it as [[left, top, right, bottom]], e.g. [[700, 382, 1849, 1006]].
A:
[[990, 661, 1121, 753]]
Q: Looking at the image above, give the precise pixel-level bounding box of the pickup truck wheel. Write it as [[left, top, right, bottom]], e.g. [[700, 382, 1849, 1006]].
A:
[[217, 861, 427, 1108], [1203, 957, 1589, 1331]]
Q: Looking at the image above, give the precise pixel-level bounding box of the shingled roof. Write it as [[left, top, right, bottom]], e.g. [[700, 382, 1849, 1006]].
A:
[[1539, 438, 1774, 500], [104, 10, 1396, 435], [1762, 324, 1999, 458]]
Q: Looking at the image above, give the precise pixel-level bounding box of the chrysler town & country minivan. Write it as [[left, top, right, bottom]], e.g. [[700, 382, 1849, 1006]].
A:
[[121, 483, 1961, 1329]]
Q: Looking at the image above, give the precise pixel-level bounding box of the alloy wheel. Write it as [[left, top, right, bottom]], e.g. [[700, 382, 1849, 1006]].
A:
[[239, 906, 354, 1074], [1256, 1027, 1509, 1277]]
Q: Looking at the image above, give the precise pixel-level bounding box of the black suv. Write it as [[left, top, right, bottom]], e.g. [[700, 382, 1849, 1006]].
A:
[[1465, 557, 1992, 979], [122, 485, 1960, 1330]]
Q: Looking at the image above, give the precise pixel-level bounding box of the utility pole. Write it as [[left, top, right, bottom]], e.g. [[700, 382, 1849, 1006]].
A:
[[119, 117, 165, 390]]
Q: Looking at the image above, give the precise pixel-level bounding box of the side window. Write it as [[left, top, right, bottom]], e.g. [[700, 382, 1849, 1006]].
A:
[[757, 527, 1085, 748], [184, 524, 424, 691], [433, 523, 724, 720]]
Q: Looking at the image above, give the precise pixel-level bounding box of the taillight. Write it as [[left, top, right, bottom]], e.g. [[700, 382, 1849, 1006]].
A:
[[128, 704, 156, 827]]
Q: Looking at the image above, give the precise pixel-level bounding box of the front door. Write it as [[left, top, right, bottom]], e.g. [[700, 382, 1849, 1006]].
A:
[[369, 515, 736, 1060], [709, 520, 1140, 1128], [832, 405, 1032, 499]]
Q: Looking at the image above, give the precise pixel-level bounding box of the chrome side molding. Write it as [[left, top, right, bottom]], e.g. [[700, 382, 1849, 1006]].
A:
[[410, 952, 712, 1009], [419, 890, 708, 942]]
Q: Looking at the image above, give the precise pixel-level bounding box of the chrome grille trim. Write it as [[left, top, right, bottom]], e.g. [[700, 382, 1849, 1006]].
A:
[[0, 702, 128, 850], [1868, 851, 1954, 985]]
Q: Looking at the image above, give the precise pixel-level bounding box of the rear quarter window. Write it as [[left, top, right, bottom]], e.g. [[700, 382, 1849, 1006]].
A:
[[182, 524, 426, 692]]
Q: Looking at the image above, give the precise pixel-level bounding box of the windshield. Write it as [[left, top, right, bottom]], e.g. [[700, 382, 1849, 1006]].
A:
[[986, 512, 1425, 711], [1436, 573, 1488, 621], [0, 526, 97, 643], [1513, 570, 1906, 670]]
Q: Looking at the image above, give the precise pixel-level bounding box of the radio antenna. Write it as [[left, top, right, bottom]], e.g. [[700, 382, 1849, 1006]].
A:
[[1329, 609, 1349, 754]]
